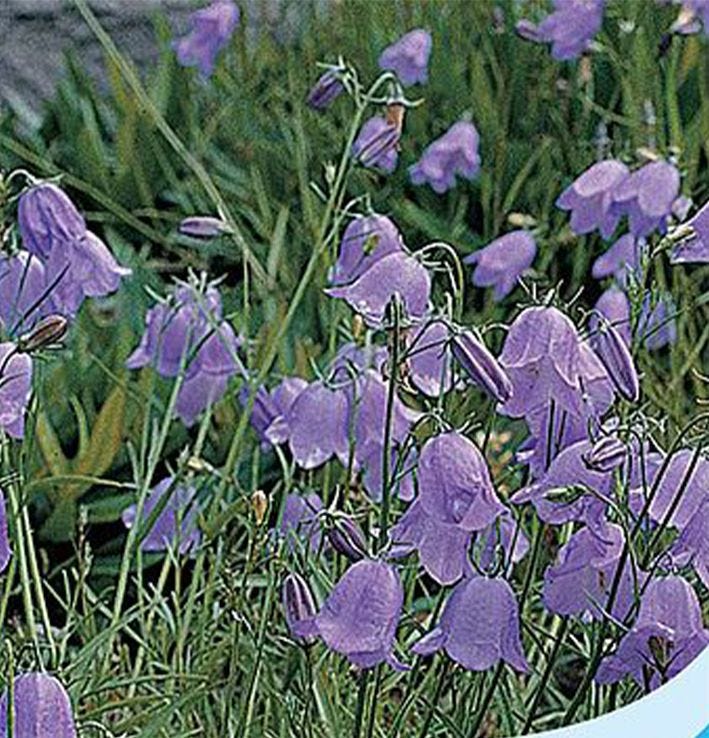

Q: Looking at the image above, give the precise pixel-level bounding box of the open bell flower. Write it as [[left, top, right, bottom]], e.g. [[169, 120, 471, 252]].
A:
[[377, 29, 432, 86], [173, 0, 240, 78], [0, 490, 11, 574], [0, 673, 77, 738], [591, 234, 643, 285], [311, 559, 406, 670], [409, 121, 481, 194], [670, 199, 709, 264], [670, 497, 709, 588], [0, 252, 52, 334], [412, 576, 529, 673], [0, 343, 33, 439], [277, 493, 324, 554], [407, 321, 453, 398], [464, 230, 537, 301]]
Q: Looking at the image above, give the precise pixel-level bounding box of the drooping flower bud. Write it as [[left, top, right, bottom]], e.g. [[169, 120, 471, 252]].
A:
[[178, 216, 229, 238], [306, 69, 344, 111], [582, 435, 627, 473], [591, 320, 640, 402], [451, 330, 513, 403], [282, 572, 317, 644], [327, 515, 368, 562], [17, 314, 68, 353], [352, 116, 400, 173]]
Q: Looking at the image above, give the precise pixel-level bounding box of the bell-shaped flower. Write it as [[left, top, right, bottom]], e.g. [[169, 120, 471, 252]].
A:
[[282, 572, 318, 643], [474, 513, 530, 571], [412, 576, 529, 672], [611, 160, 682, 239], [591, 234, 643, 286], [306, 68, 344, 111], [451, 330, 513, 403], [582, 434, 628, 473], [0, 672, 77, 738], [277, 493, 324, 554], [498, 306, 585, 418], [409, 121, 481, 193], [330, 215, 404, 286], [0, 343, 33, 439], [591, 287, 631, 345], [325, 252, 431, 326], [0, 252, 52, 334], [418, 431, 505, 531], [555, 159, 629, 239], [0, 490, 10, 574], [671, 200, 709, 264], [327, 515, 368, 562], [464, 230, 537, 301], [596, 576, 709, 688], [313, 559, 405, 670], [516, 0, 605, 60], [671, 497, 709, 588], [407, 321, 453, 398], [543, 524, 638, 620], [378, 29, 432, 86], [173, 0, 240, 78], [352, 116, 399, 173], [360, 444, 417, 502], [591, 317, 640, 402], [243, 377, 308, 447], [122, 477, 201, 554]]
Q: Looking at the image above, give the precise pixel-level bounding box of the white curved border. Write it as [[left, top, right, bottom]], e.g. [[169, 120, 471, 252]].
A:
[[511, 647, 709, 738]]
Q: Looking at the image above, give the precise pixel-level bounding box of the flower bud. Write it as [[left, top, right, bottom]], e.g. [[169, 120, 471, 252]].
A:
[[282, 572, 317, 643], [327, 516, 368, 562], [178, 216, 229, 238], [17, 315, 68, 353], [582, 436, 627, 473], [306, 69, 344, 111], [451, 330, 513, 403], [251, 489, 268, 526], [592, 321, 640, 402]]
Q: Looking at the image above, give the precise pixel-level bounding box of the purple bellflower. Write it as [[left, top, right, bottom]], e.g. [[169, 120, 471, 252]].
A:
[[417, 432, 505, 531], [329, 214, 404, 286], [126, 281, 241, 427], [556, 159, 629, 239], [327, 515, 368, 562], [596, 576, 709, 688], [464, 230, 537, 301], [173, 0, 240, 78], [670, 200, 709, 264], [282, 572, 318, 643], [412, 577, 529, 672], [591, 318, 640, 402], [352, 116, 399, 173], [122, 477, 201, 554], [591, 287, 632, 345], [312, 559, 406, 670], [407, 321, 453, 398], [611, 160, 682, 239], [516, 0, 605, 60], [0, 343, 33, 439], [0, 490, 10, 574], [278, 493, 324, 554], [0, 673, 77, 738], [378, 29, 432, 86], [307, 68, 345, 111], [409, 121, 481, 194], [325, 252, 431, 326], [243, 377, 307, 447], [451, 330, 514, 403], [591, 234, 643, 285], [0, 252, 51, 334], [582, 434, 628, 473], [475, 513, 530, 572], [671, 497, 709, 588]]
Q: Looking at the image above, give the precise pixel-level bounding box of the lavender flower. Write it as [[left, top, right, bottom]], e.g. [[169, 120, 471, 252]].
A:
[[464, 230, 537, 301], [591, 287, 631, 345], [0, 673, 77, 738], [670, 200, 709, 264], [325, 252, 431, 326], [451, 330, 514, 403], [282, 572, 318, 643], [555, 159, 629, 239], [352, 116, 399, 173], [591, 318, 640, 402], [329, 215, 404, 286], [582, 435, 627, 473], [596, 576, 709, 688], [412, 577, 529, 672], [407, 321, 453, 398], [418, 432, 505, 531], [327, 516, 368, 561], [179, 215, 229, 238], [475, 513, 530, 571], [543, 524, 637, 620], [516, 0, 605, 61], [612, 160, 682, 239], [243, 377, 307, 447], [312, 559, 405, 669], [671, 497, 709, 588], [0, 343, 32, 439], [0, 490, 10, 574], [0, 252, 51, 334], [126, 282, 241, 427], [278, 493, 324, 553], [378, 29, 432, 86], [122, 477, 201, 554], [409, 122, 481, 193], [173, 0, 240, 78], [591, 234, 642, 285], [306, 69, 345, 111]]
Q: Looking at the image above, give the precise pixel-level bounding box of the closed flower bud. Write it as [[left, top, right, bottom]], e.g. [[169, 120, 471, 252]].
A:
[[582, 435, 627, 473], [17, 315, 68, 353], [251, 489, 268, 526], [282, 572, 317, 643], [592, 320, 640, 402], [327, 516, 368, 561], [451, 330, 513, 403], [306, 69, 344, 111], [179, 216, 229, 238]]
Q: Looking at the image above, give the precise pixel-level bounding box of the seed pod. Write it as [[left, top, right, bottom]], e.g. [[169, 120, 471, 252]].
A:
[[451, 330, 513, 403], [251, 489, 268, 526], [582, 436, 627, 473], [592, 321, 640, 402], [17, 315, 68, 353], [327, 516, 367, 562], [282, 572, 317, 644]]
